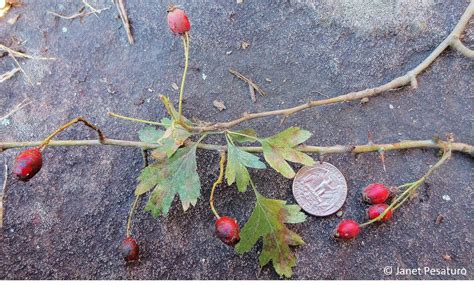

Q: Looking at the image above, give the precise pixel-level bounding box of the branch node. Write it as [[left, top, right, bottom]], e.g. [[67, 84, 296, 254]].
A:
[[408, 72, 418, 89]]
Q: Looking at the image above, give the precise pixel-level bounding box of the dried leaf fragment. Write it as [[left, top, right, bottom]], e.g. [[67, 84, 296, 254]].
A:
[[213, 100, 226, 111], [241, 41, 250, 49]]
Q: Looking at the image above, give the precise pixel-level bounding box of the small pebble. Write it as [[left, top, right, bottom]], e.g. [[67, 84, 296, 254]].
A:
[[241, 41, 250, 49], [442, 195, 451, 201], [389, 104, 394, 109], [336, 210, 343, 217], [1, 118, 11, 126], [226, 50, 232, 55], [202, 73, 207, 80], [62, 27, 68, 33]]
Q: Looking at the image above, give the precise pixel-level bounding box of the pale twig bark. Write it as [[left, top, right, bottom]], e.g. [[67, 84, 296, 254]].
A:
[[192, 1, 474, 132], [1, 138, 472, 156]]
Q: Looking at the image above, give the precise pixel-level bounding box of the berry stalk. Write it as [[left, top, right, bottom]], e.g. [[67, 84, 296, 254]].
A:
[[209, 151, 226, 219], [360, 143, 453, 227], [178, 32, 190, 123], [39, 117, 105, 151], [126, 195, 140, 238]]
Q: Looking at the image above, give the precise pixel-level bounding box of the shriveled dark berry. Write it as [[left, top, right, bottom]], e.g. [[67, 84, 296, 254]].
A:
[[121, 237, 139, 262]]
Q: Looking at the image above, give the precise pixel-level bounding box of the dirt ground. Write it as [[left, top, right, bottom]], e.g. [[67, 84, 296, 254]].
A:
[[0, 0, 473, 280]]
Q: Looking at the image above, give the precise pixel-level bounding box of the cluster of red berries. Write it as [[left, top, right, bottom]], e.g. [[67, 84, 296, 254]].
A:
[[334, 183, 393, 239]]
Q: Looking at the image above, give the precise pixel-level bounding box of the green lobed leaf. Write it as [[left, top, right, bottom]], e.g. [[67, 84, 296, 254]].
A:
[[228, 129, 258, 144], [138, 126, 164, 143], [260, 127, 314, 179], [136, 144, 201, 217], [235, 193, 306, 278], [225, 141, 266, 192], [150, 118, 192, 159]]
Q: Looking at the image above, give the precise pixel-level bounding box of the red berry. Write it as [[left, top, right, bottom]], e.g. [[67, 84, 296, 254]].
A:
[[121, 237, 139, 262], [367, 203, 393, 222], [13, 148, 43, 181], [362, 183, 390, 204], [215, 216, 240, 246], [167, 6, 191, 34], [334, 220, 360, 239]]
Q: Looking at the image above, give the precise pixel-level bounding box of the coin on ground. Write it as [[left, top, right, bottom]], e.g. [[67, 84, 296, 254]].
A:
[[292, 162, 348, 216]]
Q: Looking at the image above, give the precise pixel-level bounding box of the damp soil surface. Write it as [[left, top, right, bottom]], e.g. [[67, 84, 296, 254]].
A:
[[0, 0, 473, 280]]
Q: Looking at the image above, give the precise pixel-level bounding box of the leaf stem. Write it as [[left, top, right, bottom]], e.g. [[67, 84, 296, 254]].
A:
[[107, 112, 165, 126], [178, 32, 190, 122], [209, 151, 226, 219], [126, 195, 140, 237], [226, 130, 259, 142]]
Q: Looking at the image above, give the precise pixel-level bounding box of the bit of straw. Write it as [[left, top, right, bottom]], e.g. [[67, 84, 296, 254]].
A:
[[1, 159, 7, 228], [115, 0, 134, 44], [229, 69, 267, 102], [48, 6, 110, 20], [0, 67, 20, 83], [0, 98, 32, 122]]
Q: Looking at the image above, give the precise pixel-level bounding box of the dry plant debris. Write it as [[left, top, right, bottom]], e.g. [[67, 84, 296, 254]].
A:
[[115, 0, 134, 44], [213, 100, 227, 111], [229, 68, 267, 102], [0, 98, 32, 122], [0, 67, 20, 83]]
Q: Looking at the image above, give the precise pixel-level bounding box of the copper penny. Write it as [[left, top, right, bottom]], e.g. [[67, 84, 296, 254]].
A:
[[292, 162, 348, 216]]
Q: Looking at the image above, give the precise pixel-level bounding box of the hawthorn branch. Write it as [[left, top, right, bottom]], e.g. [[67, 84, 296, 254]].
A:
[[1, 138, 472, 156], [191, 1, 474, 132]]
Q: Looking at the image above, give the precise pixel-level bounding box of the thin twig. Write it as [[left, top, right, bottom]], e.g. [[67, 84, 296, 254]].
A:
[[47, 6, 110, 20], [451, 38, 474, 58], [39, 117, 105, 151], [0, 98, 32, 121], [82, 0, 100, 18], [107, 112, 166, 126], [192, 2, 474, 132], [1, 138, 472, 156], [248, 83, 256, 103], [1, 159, 7, 229], [115, 0, 134, 44], [229, 68, 266, 101], [0, 44, 56, 60], [9, 54, 31, 85], [0, 67, 20, 83]]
